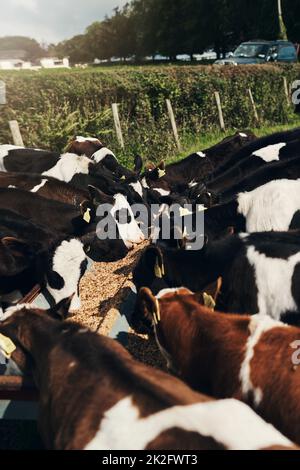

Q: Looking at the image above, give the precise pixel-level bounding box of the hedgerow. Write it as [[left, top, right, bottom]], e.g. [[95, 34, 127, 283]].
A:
[[0, 64, 299, 166]]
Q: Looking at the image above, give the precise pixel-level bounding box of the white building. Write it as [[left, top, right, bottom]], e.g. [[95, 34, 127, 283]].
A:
[[0, 49, 32, 70], [0, 50, 70, 70], [40, 57, 70, 69]]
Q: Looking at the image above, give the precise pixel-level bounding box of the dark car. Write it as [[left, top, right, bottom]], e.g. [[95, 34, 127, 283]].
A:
[[215, 40, 298, 65]]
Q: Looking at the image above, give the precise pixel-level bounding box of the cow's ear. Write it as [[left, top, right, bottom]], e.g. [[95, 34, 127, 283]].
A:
[[88, 185, 114, 206], [177, 235, 187, 250], [194, 277, 223, 308], [1, 237, 32, 258], [158, 161, 165, 171], [138, 288, 160, 325], [134, 155, 143, 175], [48, 296, 74, 321]]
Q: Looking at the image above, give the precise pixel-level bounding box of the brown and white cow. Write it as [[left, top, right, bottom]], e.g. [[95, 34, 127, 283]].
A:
[[0, 303, 296, 450], [138, 287, 300, 444]]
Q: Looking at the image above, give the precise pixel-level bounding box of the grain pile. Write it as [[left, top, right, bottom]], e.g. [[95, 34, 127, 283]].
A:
[[73, 242, 165, 370]]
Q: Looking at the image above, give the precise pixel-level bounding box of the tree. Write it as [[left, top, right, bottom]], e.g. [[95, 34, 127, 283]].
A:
[[0, 36, 46, 60], [277, 0, 288, 39], [51, 0, 300, 64], [109, 5, 137, 60], [282, 0, 300, 42], [54, 35, 92, 63]]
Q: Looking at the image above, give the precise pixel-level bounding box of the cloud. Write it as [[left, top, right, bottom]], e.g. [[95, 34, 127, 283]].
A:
[[0, 0, 128, 43], [10, 0, 39, 13]]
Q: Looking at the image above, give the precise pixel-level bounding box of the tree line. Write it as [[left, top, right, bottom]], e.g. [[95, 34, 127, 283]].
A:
[[52, 0, 300, 63], [1, 0, 299, 63]]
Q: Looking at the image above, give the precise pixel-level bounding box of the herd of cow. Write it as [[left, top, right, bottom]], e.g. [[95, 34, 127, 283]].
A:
[[1, 127, 300, 450]]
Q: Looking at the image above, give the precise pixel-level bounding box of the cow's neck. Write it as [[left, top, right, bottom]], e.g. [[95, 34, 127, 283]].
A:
[[205, 199, 245, 235], [17, 314, 58, 384], [158, 307, 248, 396], [163, 235, 242, 290]]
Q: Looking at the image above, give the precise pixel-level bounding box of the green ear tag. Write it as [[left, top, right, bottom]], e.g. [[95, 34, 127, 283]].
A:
[[83, 208, 91, 224]]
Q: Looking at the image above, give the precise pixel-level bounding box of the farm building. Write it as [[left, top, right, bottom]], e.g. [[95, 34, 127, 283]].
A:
[[0, 51, 70, 70], [39, 57, 70, 69], [0, 50, 31, 70]]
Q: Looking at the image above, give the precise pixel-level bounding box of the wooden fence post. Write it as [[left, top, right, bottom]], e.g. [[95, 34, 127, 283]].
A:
[[0, 80, 6, 105], [283, 77, 290, 105], [111, 103, 125, 149], [248, 88, 259, 123], [166, 99, 182, 151], [214, 92, 225, 131], [9, 120, 24, 146]]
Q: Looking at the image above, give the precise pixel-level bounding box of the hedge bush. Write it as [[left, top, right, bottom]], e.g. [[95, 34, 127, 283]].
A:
[[0, 64, 299, 165]]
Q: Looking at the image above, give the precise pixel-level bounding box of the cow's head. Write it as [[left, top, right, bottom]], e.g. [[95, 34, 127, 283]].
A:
[[137, 281, 222, 372], [0, 298, 73, 375], [45, 238, 88, 313], [141, 162, 170, 190], [0, 236, 37, 282], [80, 186, 144, 262], [137, 286, 195, 373], [89, 185, 145, 249], [133, 245, 165, 294], [66, 136, 104, 159], [187, 183, 220, 208]]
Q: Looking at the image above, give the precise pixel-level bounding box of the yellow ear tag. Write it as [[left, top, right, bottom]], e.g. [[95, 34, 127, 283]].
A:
[[0, 333, 16, 359], [155, 298, 161, 322], [83, 208, 91, 224], [152, 299, 161, 325], [154, 259, 163, 278], [121, 176, 126, 181], [158, 169, 166, 179], [203, 293, 216, 310], [179, 207, 193, 217]]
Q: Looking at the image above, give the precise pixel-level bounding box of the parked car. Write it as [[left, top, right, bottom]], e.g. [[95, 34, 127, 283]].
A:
[[215, 40, 298, 65]]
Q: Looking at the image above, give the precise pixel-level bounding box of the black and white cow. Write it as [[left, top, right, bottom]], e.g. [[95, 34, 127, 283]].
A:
[[67, 136, 136, 179], [0, 187, 144, 260], [203, 138, 300, 199], [160, 178, 300, 245], [0, 145, 115, 190], [0, 171, 91, 207], [206, 126, 300, 181], [141, 131, 257, 192], [0, 209, 87, 311], [220, 154, 300, 203], [133, 231, 300, 326]]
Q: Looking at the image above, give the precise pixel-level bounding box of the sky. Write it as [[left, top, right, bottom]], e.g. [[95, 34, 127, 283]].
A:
[[0, 0, 128, 44]]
